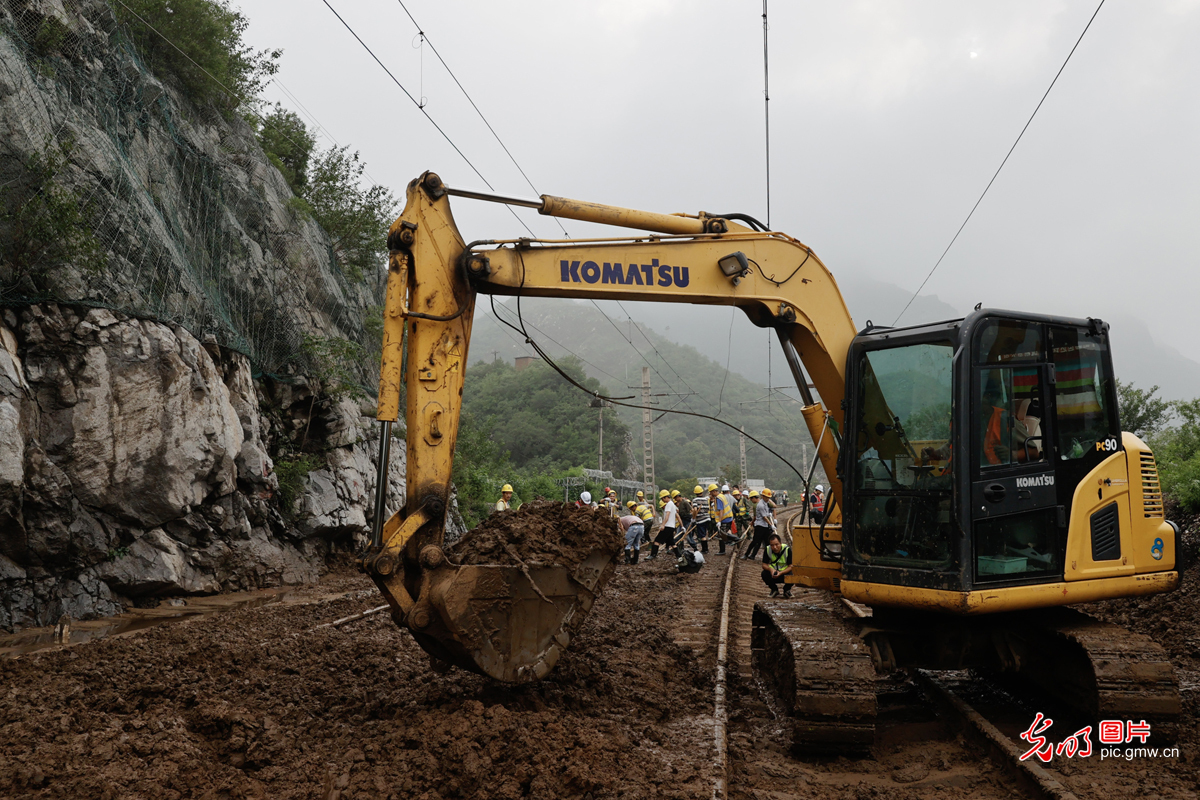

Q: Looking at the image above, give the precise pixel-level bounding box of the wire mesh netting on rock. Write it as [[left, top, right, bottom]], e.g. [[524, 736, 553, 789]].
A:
[[0, 0, 383, 384]]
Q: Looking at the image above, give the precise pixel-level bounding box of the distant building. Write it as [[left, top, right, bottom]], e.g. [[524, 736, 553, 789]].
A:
[[514, 356, 539, 371]]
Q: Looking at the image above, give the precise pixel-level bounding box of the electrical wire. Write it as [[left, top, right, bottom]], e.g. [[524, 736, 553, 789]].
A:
[[496, 296, 807, 481], [490, 301, 626, 386], [746, 251, 811, 286], [317, 0, 538, 238], [393, 0, 569, 238], [612, 300, 718, 414], [717, 308, 735, 414], [893, 0, 1108, 325], [493, 252, 805, 479], [762, 0, 771, 229], [588, 300, 683, 399]]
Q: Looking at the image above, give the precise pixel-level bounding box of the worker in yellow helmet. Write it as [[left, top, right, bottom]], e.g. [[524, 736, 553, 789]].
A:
[[634, 497, 655, 547], [651, 489, 678, 560], [620, 502, 644, 564], [711, 483, 734, 555], [673, 489, 695, 549], [691, 485, 712, 553], [496, 483, 514, 512]]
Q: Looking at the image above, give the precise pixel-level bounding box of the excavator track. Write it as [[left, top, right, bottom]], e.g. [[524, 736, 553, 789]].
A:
[[1011, 607, 1181, 732], [751, 592, 877, 754]]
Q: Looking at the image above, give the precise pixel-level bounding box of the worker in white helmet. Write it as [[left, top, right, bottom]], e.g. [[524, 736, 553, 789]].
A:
[[810, 484, 826, 524]]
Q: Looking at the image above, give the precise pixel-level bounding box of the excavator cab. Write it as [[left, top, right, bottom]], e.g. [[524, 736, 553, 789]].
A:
[[834, 309, 1177, 611]]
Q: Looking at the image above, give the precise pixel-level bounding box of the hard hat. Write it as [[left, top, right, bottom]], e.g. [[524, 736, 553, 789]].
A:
[[721, 484, 730, 492], [659, 489, 670, 499], [815, 485, 824, 493], [627, 501, 637, 509], [605, 487, 614, 495], [692, 551, 705, 565], [693, 485, 703, 495], [636, 490, 644, 498], [732, 489, 741, 496], [501, 484, 514, 493], [671, 490, 681, 498], [761, 488, 773, 497], [707, 483, 718, 492], [748, 490, 759, 498], [580, 491, 592, 504]]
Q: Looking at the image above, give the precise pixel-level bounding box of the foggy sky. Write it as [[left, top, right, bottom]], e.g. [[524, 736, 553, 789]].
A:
[[236, 1, 1200, 374]]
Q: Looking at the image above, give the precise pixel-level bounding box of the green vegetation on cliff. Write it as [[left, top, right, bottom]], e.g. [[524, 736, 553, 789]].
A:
[[113, 0, 279, 111]]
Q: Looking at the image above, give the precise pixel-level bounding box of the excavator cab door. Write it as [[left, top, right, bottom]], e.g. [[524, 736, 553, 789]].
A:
[[966, 315, 1125, 587], [968, 317, 1064, 585]]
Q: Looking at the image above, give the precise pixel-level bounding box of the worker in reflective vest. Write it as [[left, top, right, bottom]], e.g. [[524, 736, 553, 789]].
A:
[[761, 533, 793, 598]]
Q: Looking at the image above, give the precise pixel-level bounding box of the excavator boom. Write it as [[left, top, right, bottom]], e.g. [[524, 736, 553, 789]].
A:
[[362, 172, 853, 680]]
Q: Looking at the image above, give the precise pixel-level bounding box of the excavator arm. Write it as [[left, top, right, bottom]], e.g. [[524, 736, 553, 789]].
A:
[[362, 171, 859, 680]]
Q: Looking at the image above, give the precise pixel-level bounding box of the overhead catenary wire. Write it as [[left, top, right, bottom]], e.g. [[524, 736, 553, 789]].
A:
[[612, 300, 719, 414], [893, 0, 1108, 326], [317, 0, 538, 238], [588, 300, 685, 402], [494, 264, 808, 482], [491, 301, 627, 387], [393, 0, 570, 237], [762, 0, 771, 230]]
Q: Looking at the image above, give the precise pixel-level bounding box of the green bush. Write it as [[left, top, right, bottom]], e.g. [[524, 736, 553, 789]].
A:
[[274, 453, 322, 515], [304, 146, 397, 282], [1153, 398, 1200, 512], [256, 104, 315, 193], [300, 333, 368, 401], [113, 0, 280, 111], [0, 140, 106, 289]]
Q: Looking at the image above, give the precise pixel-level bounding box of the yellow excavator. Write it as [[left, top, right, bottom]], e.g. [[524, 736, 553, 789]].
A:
[[361, 171, 1181, 745]]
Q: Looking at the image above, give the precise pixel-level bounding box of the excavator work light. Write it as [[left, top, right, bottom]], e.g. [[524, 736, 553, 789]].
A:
[[718, 251, 749, 278]]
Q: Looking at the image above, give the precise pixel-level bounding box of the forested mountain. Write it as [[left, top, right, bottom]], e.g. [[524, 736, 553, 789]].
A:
[[461, 356, 630, 474], [468, 298, 822, 493]]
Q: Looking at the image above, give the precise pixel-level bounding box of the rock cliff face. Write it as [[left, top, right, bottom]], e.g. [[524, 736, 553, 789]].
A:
[[0, 304, 406, 630], [0, 1, 419, 630]]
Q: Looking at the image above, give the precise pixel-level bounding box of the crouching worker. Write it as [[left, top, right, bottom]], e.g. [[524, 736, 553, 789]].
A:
[[676, 548, 705, 574], [620, 503, 644, 564], [761, 533, 793, 598]]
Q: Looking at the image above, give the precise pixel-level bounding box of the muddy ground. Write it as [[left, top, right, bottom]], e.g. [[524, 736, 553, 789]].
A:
[[0, 502, 1196, 799]]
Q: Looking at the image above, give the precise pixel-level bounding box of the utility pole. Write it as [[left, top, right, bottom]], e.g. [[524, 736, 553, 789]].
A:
[[598, 405, 604, 472], [640, 367, 655, 497], [740, 425, 748, 486]]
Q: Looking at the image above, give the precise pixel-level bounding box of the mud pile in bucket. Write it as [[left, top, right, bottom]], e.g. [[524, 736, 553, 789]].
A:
[[447, 501, 623, 566]]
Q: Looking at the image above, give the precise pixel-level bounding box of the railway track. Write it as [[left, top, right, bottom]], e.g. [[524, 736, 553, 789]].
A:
[[663, 505, 1181, 800]]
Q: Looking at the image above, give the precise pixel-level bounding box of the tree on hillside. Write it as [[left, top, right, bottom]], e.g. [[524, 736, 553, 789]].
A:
[[114, 0, 280, 112], [297, 146, 396, 282], [1153, 398, 1200, 513], [256, 104, 315, 193], [1116, 379, 1173, 439], [463, 357, 629, 474]]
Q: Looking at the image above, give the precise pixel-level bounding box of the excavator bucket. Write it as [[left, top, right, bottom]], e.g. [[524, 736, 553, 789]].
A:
[[376, 503, 625, 683], [407, 548, 619, 682]]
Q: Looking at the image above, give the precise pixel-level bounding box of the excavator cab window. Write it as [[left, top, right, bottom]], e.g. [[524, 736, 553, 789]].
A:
[[970, 318, 1062, 584], [848, 339, 955, 572]]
